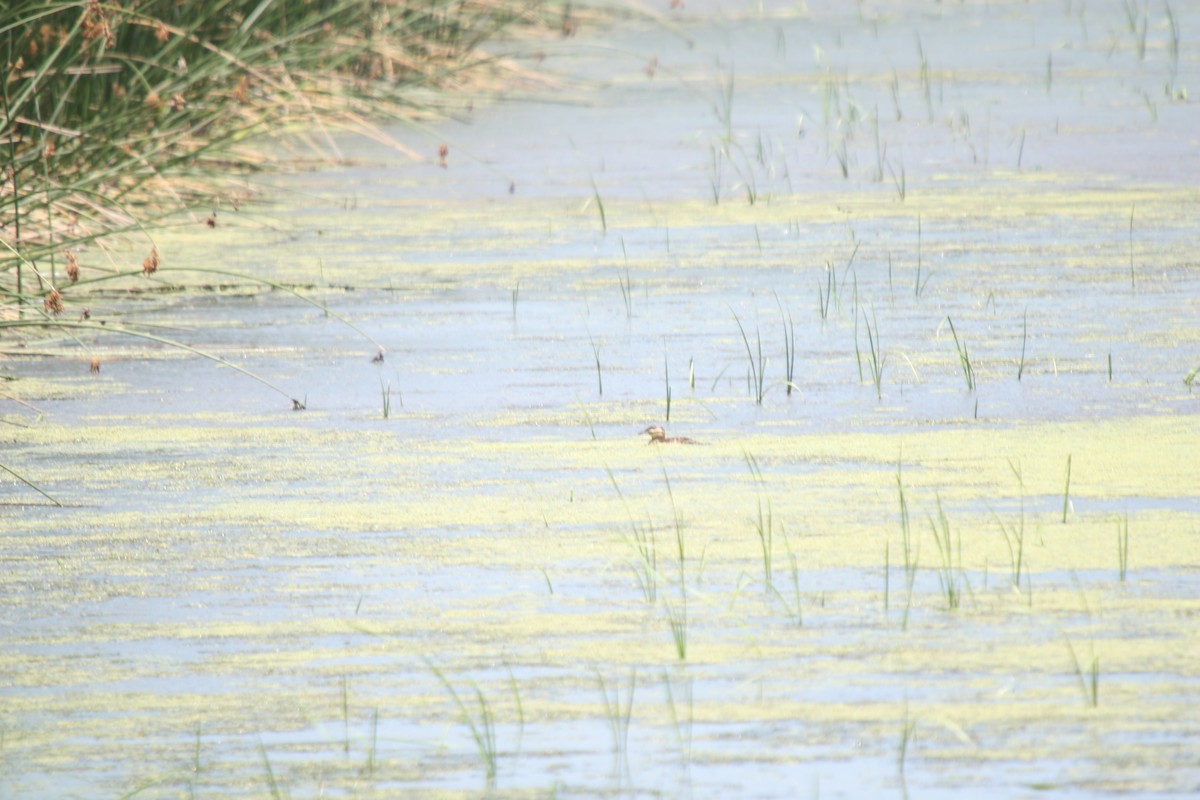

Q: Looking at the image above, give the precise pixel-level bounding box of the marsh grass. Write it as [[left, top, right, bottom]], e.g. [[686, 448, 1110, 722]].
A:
[[664, 355, 672, 422], [587, 329, 603, 396], [864, 308, 884, 400], [744, 451, 773, 588], [1061, 454, 1073, 524], [0, 461, 63, 506], [663, 470, 688, 661], [1065, 638, 1100, 708], [927, 497, 969, 610], [818, 261, 835, 321], [607, 467, 658, 603], [3, 0, 559, 276], [1116, 514, 1130, 582], [946, 316, 976, 392], [993, 459, 1028, 588], [732, 309, 766, 405], [771, 525, 803, 627], [663, 673, 694, 773], [618, 269, 633, 318], [597, 670, 636, 782], [258, 737, 284, 800], [428, 662, 498, 787], [913, 216, 930, 298], [774, 293, 797, 396], [379, 379, 392, 419]]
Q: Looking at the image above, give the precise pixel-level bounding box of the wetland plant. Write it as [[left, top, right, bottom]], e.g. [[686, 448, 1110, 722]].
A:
[[744, 451, 774, 588], [775, 294, 797, 396], [1061, 454, 1073, 524], [258, 737, 285, 800], [663, 673, 695, 773], [1065, 638, 1100, 708], [914, 216, 930, 298], [1117, 515, 1130, 582], [994, 459, 1029, 589], [946, 316, 976, 391], [732, 310, 767, 405], [428, 663, 498, 787], [587, 330, 604, 397], [380, 379, 392, 419], [772, 525, 804, 627], [864, 309, 884, 400], [665, 593, 688, 661], [896, 460, 919, 629], [607, 468, 658, 603], [618, 268, 633, 318], [664, 471, 688, 661], [0, 462, 62, 507], [928, 497, 968, 610], [597, 670, 637, 783], [818, 261, 835, 321]]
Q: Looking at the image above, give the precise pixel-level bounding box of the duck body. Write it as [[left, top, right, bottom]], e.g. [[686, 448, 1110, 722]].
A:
[[642, 425, 697, 444]]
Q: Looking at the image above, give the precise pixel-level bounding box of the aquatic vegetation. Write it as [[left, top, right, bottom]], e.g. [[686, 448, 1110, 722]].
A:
[[597, 669, 636, 782], [946, 316, 976, 392], [927, 497, 968, 611], [428, 662, 499, 788], [744, 451, 774, 589], [1117, 515, 1130, 582], [732, 309, 766, 405], [1062, 454, 1073, 524]]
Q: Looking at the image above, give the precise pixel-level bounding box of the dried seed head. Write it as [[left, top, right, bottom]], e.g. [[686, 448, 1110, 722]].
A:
[[81, 0, 116, 47], [44, 289, 64, 315], [169, 93, 186, 112], [65, 251, 80, 283], [142, 246, 159, 275], [438, 144, 449, 168], [89, 357, 101, 374], [145, 90, 162, 109], [154, 20, 170, 42], [231, 76, 250, 104], [80, 307, 91, 320], [205, 213, 216, 228]]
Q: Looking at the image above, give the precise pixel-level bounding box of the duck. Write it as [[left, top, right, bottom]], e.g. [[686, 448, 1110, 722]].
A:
[[642, 425, 697, 444]]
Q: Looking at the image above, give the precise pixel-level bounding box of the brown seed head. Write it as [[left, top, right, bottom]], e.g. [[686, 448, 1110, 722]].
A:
[[145, 90, 161, 109], [169, 93, 186, 112], [65, 251, 80, 283], [44, 289, 64, 316], [154, 20, 170, 42], [89, 357, 101, 374], [142, 246, 159, 275]]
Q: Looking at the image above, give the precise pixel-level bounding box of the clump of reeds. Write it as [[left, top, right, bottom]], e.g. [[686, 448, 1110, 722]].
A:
[[2, 0, 564, 309]]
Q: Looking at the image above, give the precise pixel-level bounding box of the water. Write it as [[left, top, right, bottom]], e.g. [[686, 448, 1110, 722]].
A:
[[3, 2, 1199, 797]]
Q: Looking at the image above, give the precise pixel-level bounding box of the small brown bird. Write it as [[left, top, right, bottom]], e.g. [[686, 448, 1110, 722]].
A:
[[642, 425, 697, 444]]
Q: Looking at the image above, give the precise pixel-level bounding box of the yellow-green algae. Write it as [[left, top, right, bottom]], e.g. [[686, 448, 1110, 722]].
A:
[[3, 392, 1199, 796]]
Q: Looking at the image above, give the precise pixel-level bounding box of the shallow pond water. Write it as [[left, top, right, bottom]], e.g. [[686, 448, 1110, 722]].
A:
[[3, 1, 1200, 798]]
